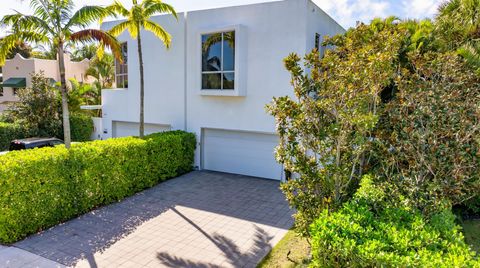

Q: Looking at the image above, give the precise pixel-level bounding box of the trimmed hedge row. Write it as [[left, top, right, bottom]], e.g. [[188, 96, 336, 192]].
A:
[[310, 178, 479, 267], [69, 114, 95, 142], [0, 131, 196, 243]]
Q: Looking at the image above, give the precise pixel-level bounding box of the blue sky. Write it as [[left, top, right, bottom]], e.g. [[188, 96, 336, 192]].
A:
[[0, 0, 444, 35]]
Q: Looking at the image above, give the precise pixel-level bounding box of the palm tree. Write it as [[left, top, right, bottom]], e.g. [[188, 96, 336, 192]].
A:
[[436, 0, 480, 72], [107, 0, 177, 138], [0, 0, 122, 148], [86, 53, 115, 89], [72, 43, 98, 61]]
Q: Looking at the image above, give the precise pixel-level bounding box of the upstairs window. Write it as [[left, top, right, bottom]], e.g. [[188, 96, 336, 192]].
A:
[[315, 33, 325, 57], [201, 31, 235, 90], [115, 42, 128, 88]]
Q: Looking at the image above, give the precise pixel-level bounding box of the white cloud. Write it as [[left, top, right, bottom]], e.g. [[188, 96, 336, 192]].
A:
[[313, 0, 391, 28], [402, 0, 443, 19]]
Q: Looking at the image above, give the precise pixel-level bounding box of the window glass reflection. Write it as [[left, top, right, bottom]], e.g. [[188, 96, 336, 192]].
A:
[[223, 73, 234, 90], [202, 33, 222, 72], [201, 31, 236, 90], [202, 73, 222, 89]]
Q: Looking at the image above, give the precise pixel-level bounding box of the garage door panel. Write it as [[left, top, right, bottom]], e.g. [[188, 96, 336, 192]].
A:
[[112, 121, 170, 137], [203, 129, 282, 180]]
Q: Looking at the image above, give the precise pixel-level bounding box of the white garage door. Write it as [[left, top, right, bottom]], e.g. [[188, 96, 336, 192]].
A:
[[112, 121, 170, 137], [202, 129, 283, 180]]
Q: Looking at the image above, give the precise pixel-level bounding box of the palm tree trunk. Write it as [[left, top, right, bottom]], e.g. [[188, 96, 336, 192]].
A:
[[137, 31, 145, 138], [58, 43, 72, 148]]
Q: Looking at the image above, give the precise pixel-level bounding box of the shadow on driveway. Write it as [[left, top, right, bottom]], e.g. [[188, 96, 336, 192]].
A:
[[14, 171, 292, 267]]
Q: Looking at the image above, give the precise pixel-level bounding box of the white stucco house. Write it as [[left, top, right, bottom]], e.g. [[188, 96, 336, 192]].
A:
[[101, 0, 345, 180], [0, 53, 92, 113]]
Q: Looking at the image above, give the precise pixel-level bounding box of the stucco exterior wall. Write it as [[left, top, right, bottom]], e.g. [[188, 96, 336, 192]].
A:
[[101, 0, 345, 169], [101, 13, 186, 133]]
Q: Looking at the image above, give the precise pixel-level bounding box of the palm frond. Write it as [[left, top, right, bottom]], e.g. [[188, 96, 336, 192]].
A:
[[70, 29, 122, 62], [67, 5, 115, 28], [128, 23, 140, 39], [458, 43, 480, 70], [0, 31, 48, 65], [144, 20, 171, 48], [1, 13, 54, 35], [109, 20, 131, 37], [202, 33, 222, 52], [143, 0, 178, 19], [29, 0, 53, 21], [0, 34, 21, 65], [107, 1, 130, 17]]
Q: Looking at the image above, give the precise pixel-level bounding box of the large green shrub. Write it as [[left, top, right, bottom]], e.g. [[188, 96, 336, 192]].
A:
[[268, 17, 480, 236], [266, 18, 404, 236], [374, 52, 480, 214], [0, 123, 29, 151], [310, 177, 479, 267], [0, 115, 94, 149], [5, 72, 62, 138], [0, 131, 196, 243]]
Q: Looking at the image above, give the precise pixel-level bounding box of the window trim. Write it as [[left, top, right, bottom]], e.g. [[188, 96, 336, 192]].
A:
[[198, 25, 246, 97]]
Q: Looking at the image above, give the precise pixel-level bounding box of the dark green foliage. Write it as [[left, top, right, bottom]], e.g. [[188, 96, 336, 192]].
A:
[[267, 19, 404, 236], [68, 114, 94, 142], [0, 123, 29, 151], [374, 52, 480, 214], [0, 131, 196, 243], [1, 72, 95, 144], [310, 177, 480, 267], [269, 17, 480, 236], [0, 114, 93, 149], [5, 72, 62, 138]]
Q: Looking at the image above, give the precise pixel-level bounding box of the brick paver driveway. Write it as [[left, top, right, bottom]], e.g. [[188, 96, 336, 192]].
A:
[[14, 171, 293, 268]]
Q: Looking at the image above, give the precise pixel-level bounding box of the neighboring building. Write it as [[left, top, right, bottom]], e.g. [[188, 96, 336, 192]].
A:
[[101, 0, 345, 180], [0, 53, 91, 113]]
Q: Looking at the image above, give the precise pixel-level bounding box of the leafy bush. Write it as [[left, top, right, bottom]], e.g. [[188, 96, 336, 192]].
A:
[[69, 113, 94, 142], [0, 131, 196, 243], [268, 17, 480, 236], [5, 72, 62, 138], [0, 122, 29, 151], [266, 18, 405, 236], [374, 52, 480, 214], [310, 177, 480, 267], [0, 123, 22, 149], [0, 114, 93, 149]]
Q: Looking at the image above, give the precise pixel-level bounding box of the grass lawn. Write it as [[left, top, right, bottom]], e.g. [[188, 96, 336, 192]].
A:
[[463, 219, 480, 253], [258, 229, 310, 268]]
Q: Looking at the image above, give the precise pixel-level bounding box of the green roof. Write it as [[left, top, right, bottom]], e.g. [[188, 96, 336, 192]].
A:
[[0, 77, 26, 88]]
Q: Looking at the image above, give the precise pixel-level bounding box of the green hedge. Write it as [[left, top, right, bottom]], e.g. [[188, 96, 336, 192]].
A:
[[0, 123, 29, 151], [310, 177, 479, 267], [69, 114, 94, 142], [0, 114, 94, 150], [0, 131, 196, 243]]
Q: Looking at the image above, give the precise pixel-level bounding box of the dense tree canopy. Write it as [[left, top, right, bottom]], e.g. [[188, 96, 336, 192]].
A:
[[268, 8, 480, 236]]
